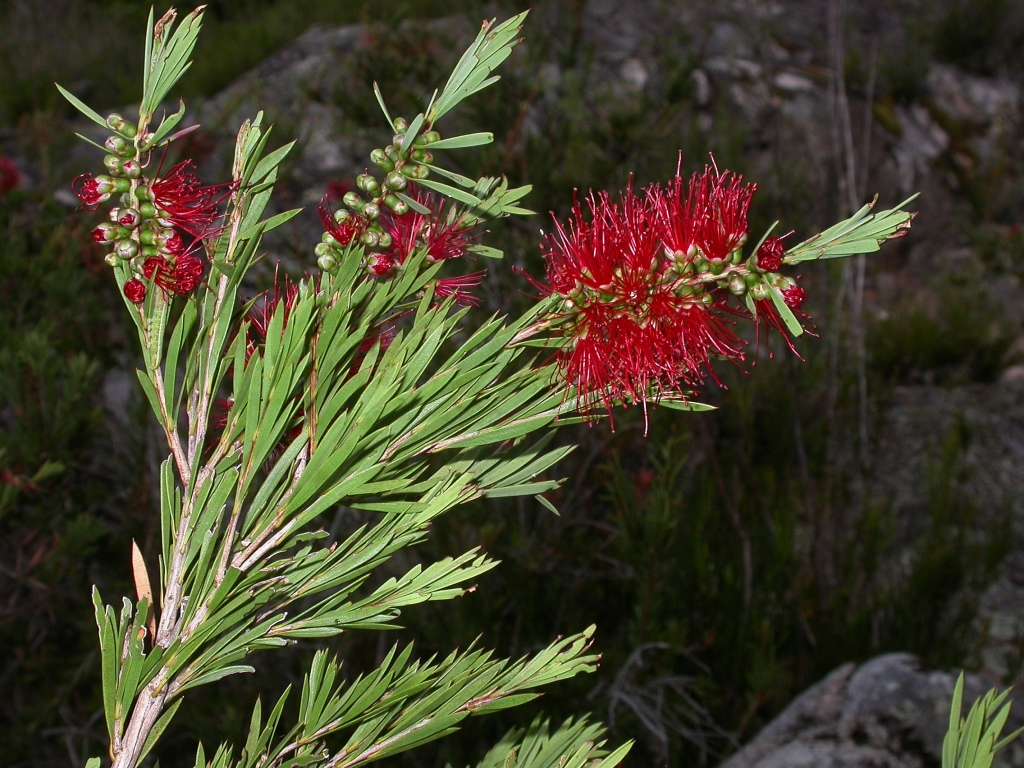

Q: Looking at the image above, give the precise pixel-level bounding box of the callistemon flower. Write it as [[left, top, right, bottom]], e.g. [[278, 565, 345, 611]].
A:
[[318, 197, 367, 247], [141, 254, 205, 298], [381, 190, 476, 264], [534, 185, 745, 418], [73, 174, 114, 209], [433, 271, 486, 307], [151, 160, 233, 239], [247, 273, 300, 357]]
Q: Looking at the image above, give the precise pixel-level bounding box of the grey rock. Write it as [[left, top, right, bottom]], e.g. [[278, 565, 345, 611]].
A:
[[722, 654, 1024, 768]]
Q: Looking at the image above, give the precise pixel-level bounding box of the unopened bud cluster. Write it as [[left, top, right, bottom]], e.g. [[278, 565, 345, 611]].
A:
[[315, 116, 440, 275]]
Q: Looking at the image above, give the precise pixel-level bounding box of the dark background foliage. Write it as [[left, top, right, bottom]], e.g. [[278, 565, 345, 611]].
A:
[[1, 0, 1023, 766]]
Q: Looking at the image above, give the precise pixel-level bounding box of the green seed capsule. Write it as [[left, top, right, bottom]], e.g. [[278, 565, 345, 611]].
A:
[[385, 171, 407, 191], [371, 148, 394, 172], [702, 293, 715, 306]]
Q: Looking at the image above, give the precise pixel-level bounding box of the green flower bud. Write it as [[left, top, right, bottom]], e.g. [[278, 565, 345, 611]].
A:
[[321, 231, 340, 248], [385, 144, 400, 162], [121, 160, 142, 179], [315, 242, 335, 261], [709, 258, 726, 275], [729, 248, 743, 265], [106, 113, 137, 138], [744, 271, 759, 287], [392, 135, 405, 151], [362, 203, 380, 220], [104, 135, 136, 158], [385, 171, 407, 191], [343, 191, 365, 211], [114, 239, 139, 260], [377, 231, 393, 249], [103, 154, 123, 174], [702, 293, 715, 306], [109, 176, 131, 194], [411, 149, 433, 165], [139, 202, 157, 219], [383, 195, 408, 215], [415, 130, 440, 146], [357, 173, 381, 196], [392, 117, 409, 132], [371, 148, 394, 172], [728, 274, 747, 295], [359, 230, 380, 247], [140, 245, 161, 258], [135, 184, 154, 202], [400, 164, 429, 179], [333, 208, 351, 223], [318, 252, 338, 272], [751, 282, 768, 301], [104, 252, 120, 266]]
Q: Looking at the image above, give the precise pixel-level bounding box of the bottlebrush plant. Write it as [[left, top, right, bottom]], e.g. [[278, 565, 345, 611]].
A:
[[61, 7, 922, 768]]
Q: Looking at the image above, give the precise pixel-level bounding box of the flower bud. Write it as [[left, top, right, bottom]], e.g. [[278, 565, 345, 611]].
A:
[[92, 222, 123, 243], [756, 237, 785, 272], [321, 231, 340, 248], [121, 160, 142, 179], [371, 148, 394, 172], [729, 248, 743, 265], [782, 284, 806, 310], [392, 135, 405, 151], [383, 195, 408, 215], [415, 130, 440, 146], [367, 253, 395, 276], [708, 258, 726, 275], [114, 239, 139, 260], [362, 202, 380, 220], [377, 231, 393, 249], [104, 252, 120, 266], [135, 185, 154, 202], [103, 154, 123, 174], [317, 251, 338, 272], [359, 230, 380, 247], [123, 278, 146, 304], [117, 209, 142, 228], [400, 164, 429, 179], [411, 149, 433, 165], [315, 242, 335, 260], [392, 117, 409, 132], [357, 173, 381, 196], [343, 191, 365, 212], [385, 145, 400, 162], [385, 171, 407, 191], [104, 135, 136, 158], [751, 282, 768, 301], [701, 293, 715, 306], [140, 244, 161, 259], [106, 114, 137, 138], [138, 202, 157, 219], [728, 274, 747, 296], [333, 208, 351, 224]]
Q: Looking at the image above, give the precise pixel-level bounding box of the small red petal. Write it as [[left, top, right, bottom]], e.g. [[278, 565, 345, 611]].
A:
[[757, 237, 785, 271], [124, 279, 146, 304]]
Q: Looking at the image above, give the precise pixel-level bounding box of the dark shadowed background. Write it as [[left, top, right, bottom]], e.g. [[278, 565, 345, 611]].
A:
[[2, 0, 1024, 766]]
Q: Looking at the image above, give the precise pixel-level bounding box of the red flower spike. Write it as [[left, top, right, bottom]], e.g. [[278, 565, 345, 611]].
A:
[[380, 189, 476, 264], [151, 161, 234, 239], [124, 279, 146, 304], [782, 284, 807, 310], [247, 269, 300, 357], [537, 183, 745, 420], [318, 198, 367, 247], [368, 254, 397, 277], [434, 271, 486, 306], [142, 254, 205, 298], [757, 236, 785, 272]]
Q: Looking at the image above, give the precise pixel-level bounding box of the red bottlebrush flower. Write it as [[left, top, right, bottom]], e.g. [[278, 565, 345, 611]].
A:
[[142, 254, 205, 298], [248, 271, 300, 352], [434, 271, 485, 306], [757, 236, 785, 272], [124, 279, 146, 304], [781, 283, 806, 309], [151, 160, 233, 239], [380, 190, 476, 264], [659, 163, 756, 264], [72, 174, 110, 209], [367, 253, 397, 277], [318, 197, 367, 247], [0, 156, 21, 197], [535, 184, 744, 419]]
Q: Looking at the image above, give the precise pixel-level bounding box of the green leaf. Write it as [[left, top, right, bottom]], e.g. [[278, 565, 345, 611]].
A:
[[414, 178, 483, 207], [261, 207, 302, 233], [534, 494, 560, 516], [55, 84, 109, 129], [138, 698, 183, 764], [428, 132, 494, 150], [786, 195, 917, 263], [373, 81, 394, 127], [467, 244, 504, 259], [767, 283, 804, 337], [658, 398, 716, 412], [396, 192, 432, 215]]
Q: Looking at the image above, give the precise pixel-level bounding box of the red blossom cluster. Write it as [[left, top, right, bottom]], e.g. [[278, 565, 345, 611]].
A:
[[318, 189, 483, 306], [531, 164, 807, 417]]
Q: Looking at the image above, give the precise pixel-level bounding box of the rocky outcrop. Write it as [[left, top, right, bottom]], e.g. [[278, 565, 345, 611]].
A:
[[722, 654, 1024, 768]]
